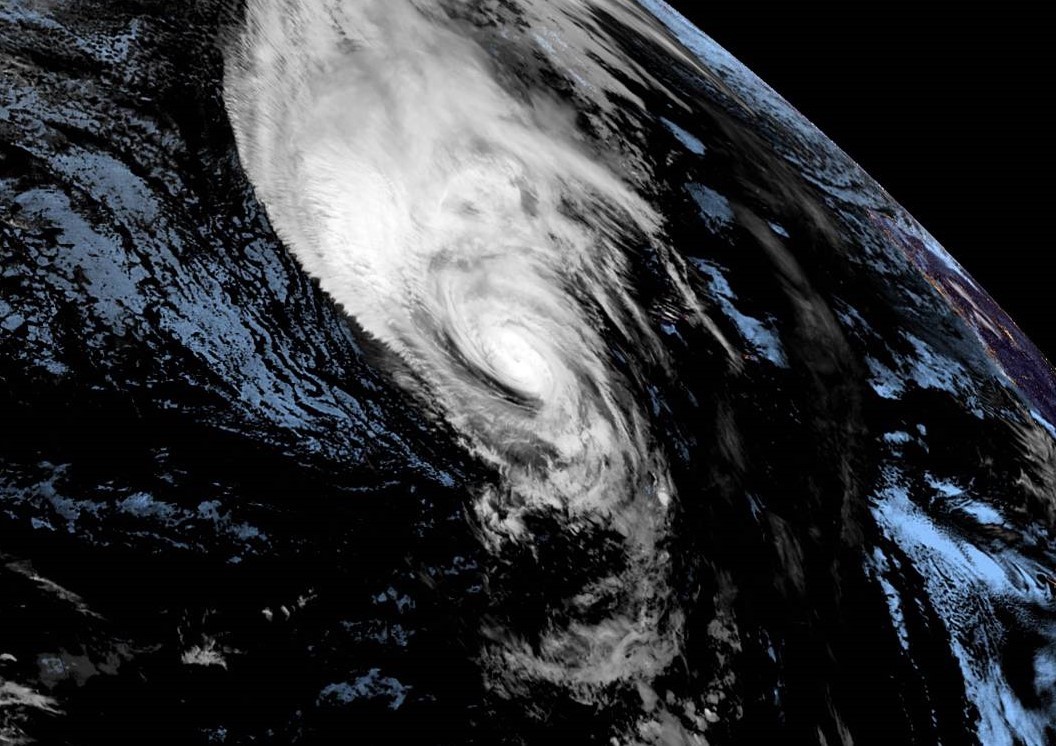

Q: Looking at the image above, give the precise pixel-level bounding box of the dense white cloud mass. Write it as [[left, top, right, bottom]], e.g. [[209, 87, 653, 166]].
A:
[[224, 0, 706, 733]]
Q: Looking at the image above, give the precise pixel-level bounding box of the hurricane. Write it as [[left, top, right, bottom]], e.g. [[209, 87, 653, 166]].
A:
[[223, 0, 709, 716]]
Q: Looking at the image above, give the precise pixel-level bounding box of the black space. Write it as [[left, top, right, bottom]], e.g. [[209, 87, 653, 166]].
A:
[[668, 2, 1053, 361]]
